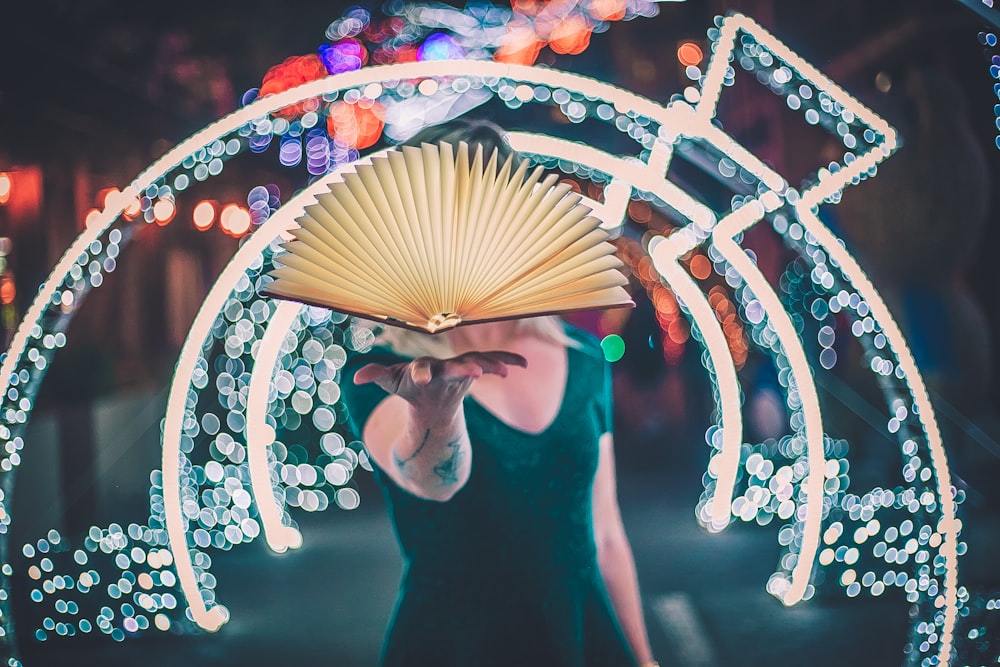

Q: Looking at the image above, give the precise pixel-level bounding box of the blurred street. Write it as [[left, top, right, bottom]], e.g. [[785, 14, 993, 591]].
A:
[[15, 445, 917, 667], [3, 1, 1000, 665]]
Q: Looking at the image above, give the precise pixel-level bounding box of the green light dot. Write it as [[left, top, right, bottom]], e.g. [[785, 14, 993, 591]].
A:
[[600, 334, 625, 363]]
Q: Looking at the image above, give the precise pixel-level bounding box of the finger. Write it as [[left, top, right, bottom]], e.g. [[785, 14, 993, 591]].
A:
[[459, 353, 509, 378], [409, 358, 433, 385], [442, 360, 484, 381], [480, 351, 528, 368], [353, 363, 391, 385]]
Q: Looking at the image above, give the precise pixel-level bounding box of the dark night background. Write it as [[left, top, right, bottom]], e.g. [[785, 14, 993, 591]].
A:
[[1, 1, 999, 665]]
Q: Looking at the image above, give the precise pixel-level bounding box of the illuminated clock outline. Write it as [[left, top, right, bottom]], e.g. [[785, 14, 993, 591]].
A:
[[0, 13, 960, 666]]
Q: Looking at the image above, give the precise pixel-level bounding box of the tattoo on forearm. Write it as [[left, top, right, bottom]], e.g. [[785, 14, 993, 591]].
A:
[[433, 438, 464, 485], [394, 429, 432, 469], [394, 430, 465, 486]]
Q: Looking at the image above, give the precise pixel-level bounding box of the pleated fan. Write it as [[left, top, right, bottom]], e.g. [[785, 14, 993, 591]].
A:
[[263, 141, 634, 333]]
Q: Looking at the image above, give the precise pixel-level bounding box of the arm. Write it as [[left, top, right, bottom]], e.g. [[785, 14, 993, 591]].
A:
[[592, 432, 656, 666], [361, 387, 471, 502], [355, 352, 525, 502]]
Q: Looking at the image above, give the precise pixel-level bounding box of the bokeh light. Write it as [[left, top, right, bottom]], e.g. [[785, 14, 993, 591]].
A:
[[417, 33, 465, 61], [219, 204, 251, 237], [600, 334, 626, 362], [677, 40, 704, 67], [152, 199, 176, 226], [193, 200, 217, 231], [0, 172, 11, 204], [0, 7, 984, 665], [548, 15, 593, 55], [318, 38, 367, 74]]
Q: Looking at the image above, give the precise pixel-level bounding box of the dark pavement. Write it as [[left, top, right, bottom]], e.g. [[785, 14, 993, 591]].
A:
[[17, 468, 913, 667]]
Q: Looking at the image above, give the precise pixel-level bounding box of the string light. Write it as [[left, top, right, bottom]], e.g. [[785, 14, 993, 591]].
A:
[[0, 173, 11, 205], [0, 13, 974, 667], [192, 201, 216, 231], [977, 30, 1000, 150]]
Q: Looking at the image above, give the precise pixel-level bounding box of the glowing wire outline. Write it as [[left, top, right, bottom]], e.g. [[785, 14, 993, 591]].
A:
[[245, 299, 305, 554], [1, 18, 957, 663], [242, 155, 387, 555], [693, 13, 955, 659], [711, 199, 827, 605]]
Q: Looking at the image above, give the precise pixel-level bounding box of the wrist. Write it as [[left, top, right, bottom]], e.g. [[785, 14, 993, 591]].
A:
[[407, 402, 465, 434]]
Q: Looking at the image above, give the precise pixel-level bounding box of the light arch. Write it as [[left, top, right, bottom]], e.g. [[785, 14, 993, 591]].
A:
[[0, 14, 961, 667]]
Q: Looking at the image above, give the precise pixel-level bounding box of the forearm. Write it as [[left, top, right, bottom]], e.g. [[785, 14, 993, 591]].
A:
[[391, 403, 472, 501], [598, 538, 653, 665]]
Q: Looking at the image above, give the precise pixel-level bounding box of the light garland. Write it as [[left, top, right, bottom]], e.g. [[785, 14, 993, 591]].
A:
[[0, 12, 973, 667]]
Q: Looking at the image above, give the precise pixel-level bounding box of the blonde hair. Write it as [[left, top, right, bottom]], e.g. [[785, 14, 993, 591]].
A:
[[400, 117, 514, 164], [375, 316, 577, 359]]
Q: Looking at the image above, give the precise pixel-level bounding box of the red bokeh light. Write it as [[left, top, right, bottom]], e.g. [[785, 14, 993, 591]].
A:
[[326, 100, 386, 150], [589, 0, 626, 22], [677, 41, 704, 67], [548, 15, 592, 55], [259, 54, 329, 119]]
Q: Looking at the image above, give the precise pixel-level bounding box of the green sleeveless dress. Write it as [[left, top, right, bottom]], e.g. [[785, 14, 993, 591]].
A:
[[341, 324, 637, 667]]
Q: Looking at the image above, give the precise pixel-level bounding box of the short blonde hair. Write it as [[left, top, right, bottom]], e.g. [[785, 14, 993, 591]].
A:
[[376, 316, 576, 359]]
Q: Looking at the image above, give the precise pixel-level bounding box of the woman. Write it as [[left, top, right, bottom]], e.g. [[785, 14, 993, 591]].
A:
[[341, 120, 657, 666]]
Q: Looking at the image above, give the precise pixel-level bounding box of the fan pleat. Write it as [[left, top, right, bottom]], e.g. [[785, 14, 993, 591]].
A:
[[455, 147, 506, 309], [309, 190, 403, 291], [400, 146, 441, 312], [385, 150, 438, 318], [339, 172, 428, 314], [419, 142, 446, 308], [281, 232, 411, 309], [295, 199, 421, 310], [477, 236, 620, 310], [468, 285, 633, 322], [476, 257, 627, 315], [358, 160, 438, 312], [265, 140, 633, 332], [471, 182, 595, 304], [326, 176, 425, 311], [269, 264, 417, 320], [363, 154, 434, 310], [458, 155, 531, 310], [295, 201, 413, 309], [459, 169, 556, 307], [477, 281, 632, 319], [434, 142, 458, 313], [449, 143, 474, 314]]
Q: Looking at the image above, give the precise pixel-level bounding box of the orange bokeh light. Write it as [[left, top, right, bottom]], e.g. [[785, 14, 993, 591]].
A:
[[548, 15, 592, 55], [494, 26, 543, 65], [0, 275, 15, 305], [326, 100, 385, 150], [259, 54, 329, 120], [677, 41, 704, 67], [628, 200, 652, 224], [0, 173, 11, 204], [153, 199, 176, 226], [123, 195, 142, 220], [589, 0, 626, 21], [220, 204, 251, 237], [193, 200, 217, 231], [511, 0, 543, 16], [689, 253, 712, 280]]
